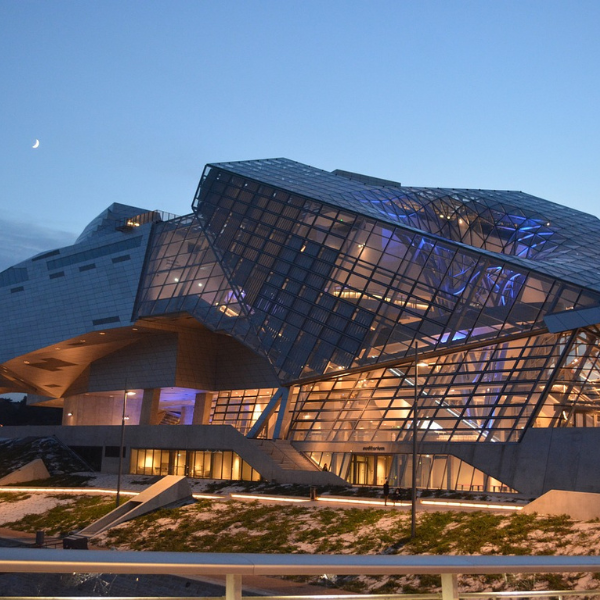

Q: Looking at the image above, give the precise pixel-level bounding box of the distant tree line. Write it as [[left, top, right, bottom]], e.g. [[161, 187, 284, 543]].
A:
[[0, 397, 62, 426]]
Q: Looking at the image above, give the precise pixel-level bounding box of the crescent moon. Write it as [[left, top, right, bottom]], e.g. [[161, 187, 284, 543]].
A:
[[32, 139, 40, 149]]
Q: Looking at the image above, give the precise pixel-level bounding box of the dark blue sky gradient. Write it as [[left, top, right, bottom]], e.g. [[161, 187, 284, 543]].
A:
[[1, 0, 599, 270]]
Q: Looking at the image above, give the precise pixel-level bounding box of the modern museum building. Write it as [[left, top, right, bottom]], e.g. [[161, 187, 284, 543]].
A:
[[2, 158, 600, 496]]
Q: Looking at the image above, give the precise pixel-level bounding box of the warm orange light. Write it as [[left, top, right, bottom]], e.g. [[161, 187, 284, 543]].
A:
[[0, 487, 137, 496], [421, 499, 523, 511], [192, 493, 225, 500], [231, 493, 310, 503], [317, 496, 410, 507]]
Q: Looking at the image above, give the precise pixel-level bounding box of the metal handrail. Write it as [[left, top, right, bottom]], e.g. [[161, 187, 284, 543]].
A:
[[1, 550, 600, 600], [0, 592, 598, 600]]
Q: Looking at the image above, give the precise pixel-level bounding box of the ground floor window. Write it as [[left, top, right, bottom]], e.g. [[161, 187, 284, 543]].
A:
[[306, 451, 514, 493], [130, 448, 261, 481]]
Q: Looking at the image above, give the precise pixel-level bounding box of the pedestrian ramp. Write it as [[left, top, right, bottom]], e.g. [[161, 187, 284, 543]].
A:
[[78, 475, 192, 537], [0, 458, 50, 485], [522, 489, 600, 520]]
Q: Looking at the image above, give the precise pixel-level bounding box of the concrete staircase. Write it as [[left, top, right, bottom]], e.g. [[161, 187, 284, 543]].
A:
[[245, 439, 347, 487], [0, 423, 348, 488], [251, 440, 321, 471], [159, 411, 180, 425]]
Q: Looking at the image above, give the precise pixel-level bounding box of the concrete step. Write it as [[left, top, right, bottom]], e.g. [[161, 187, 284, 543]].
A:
[[252, 440, 321, 471]]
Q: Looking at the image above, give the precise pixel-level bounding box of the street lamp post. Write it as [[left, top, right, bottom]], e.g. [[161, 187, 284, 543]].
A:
[[115, 388, 128, 508], [411, 344, 419, 539]]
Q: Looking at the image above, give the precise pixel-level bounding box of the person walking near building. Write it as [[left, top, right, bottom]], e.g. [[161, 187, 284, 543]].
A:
[[383, 479, 390, 505]]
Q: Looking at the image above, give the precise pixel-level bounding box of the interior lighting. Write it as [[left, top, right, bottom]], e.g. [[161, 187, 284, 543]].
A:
[[126, 391, 136, 396], [218, 305, 240, 317], [231, 493, 310, 503], [99, 332, 106, 336]]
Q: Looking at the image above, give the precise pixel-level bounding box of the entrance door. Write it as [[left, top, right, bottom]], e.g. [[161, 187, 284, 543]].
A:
[[350, 454, 392, 486]]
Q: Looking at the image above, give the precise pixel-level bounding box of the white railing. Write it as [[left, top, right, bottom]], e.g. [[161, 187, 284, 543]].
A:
[[1, 549, 600, 600]]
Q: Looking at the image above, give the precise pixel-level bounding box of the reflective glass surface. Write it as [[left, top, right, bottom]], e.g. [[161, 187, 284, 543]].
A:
[[289, 332, 565, 443], [206, 159, 600, 290], [305, 450, 515, 492], [535, 326, 600, 428], [210, 387, 278, 435], [133, 158, 600, 445], [190, 160, 599, 382]]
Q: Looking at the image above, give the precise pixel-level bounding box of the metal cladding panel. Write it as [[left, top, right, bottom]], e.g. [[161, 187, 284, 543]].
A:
[[0, 227, 152, 363], [544, 305, 600, 333]]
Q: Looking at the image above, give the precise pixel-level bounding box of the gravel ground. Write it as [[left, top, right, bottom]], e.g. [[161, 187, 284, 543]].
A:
[[0, 494, 73, 525]]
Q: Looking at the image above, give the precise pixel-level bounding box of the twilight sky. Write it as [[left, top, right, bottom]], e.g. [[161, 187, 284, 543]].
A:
[[1, 1, 599, 272]]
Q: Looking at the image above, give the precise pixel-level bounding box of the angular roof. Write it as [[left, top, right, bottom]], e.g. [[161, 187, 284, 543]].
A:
[[209, 158, 600, 292], [75, 203, 150, 244]]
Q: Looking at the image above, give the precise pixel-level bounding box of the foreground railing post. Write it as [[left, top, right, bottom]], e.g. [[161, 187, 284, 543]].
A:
[[226, 573, 242, 600], [441, 573, 459, 600]]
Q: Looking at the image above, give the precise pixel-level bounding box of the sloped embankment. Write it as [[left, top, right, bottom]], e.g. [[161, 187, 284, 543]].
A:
[[0, 436, 90, 479]]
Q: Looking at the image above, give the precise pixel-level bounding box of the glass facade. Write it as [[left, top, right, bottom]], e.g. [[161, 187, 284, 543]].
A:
[[131, 158, 600, 458], [289, 332, 568, 444], [210, 388, 278, 435], [130, 448, 261, 481], [306, 450, 514, 492], [203, 159, 600, 291], [534, 326, 600, 428], [188, 161, 600, 384]]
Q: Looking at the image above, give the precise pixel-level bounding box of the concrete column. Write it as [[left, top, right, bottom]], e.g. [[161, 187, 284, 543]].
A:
[[180, 405, 192, 425], [192, 392, 213, 425], [274, 386, 293, 439], [441, 573, 459, 600], [226, 574, 242, 600], [139, 389, 161, 425]]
